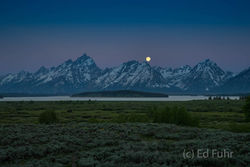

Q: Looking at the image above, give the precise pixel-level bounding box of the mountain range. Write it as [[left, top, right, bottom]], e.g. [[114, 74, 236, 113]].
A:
[[0, 54, 249, 95]]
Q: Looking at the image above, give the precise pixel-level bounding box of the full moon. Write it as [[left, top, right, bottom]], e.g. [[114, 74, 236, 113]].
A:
[[146, 57, 151, 62]]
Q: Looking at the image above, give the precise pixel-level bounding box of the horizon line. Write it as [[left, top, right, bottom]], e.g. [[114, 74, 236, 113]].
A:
[[1, 53, 247, 75]]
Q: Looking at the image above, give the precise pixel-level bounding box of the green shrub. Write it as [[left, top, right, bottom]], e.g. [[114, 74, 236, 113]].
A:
[[152, 106, 199, 127], [227, 122, 250, 133], [78, 157, 97, 167], [243, 96, 250, 122], [88, 117, 101, 123], [114, 113, 150, 123], [38, 110, 59, 124]]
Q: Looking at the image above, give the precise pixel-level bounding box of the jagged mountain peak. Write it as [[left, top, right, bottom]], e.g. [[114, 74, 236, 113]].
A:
[[38, 66, 47, 71], [179, 65, 192, 70], [76, 53, 90, 60], [190, 59, 227, 80], [15, 71, 33, 79], [52, 54, 99, 73], [194, 59, 218, 70], [122, 60, 139, 66], [204, 58, 216, 64], [0, 55, 243, 94], [218, 66, 250, 93], [95, 59, 168, 90], [199, 59, 217, 66], [240, 66, 250, 74], [173, 65, 192, 73], [231, 67, 250, 81], [141, 61, 151, 66], [123, 60, 151, 68], [65, 59, 73, 64], [74, 53, 94, 64], [118, 60, 152, 73], [180, 59, 232, 92], [35, 66, 48, 74]]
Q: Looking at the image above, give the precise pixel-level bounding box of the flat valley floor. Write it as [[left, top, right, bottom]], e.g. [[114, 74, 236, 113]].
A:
[[0, 100, 249, 166]]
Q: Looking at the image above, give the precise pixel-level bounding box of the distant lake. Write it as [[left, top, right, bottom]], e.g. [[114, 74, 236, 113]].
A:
[[0, 96, 239, 101]]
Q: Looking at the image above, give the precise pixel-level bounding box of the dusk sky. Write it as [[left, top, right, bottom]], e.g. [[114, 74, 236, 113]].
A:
[[0, 0, 250, 74]]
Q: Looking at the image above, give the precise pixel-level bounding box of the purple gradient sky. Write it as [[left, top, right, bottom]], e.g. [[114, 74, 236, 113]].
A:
[[0, 0, 250, 74]]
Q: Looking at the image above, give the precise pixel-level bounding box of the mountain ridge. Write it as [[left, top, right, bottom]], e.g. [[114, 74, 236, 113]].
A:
[[0, 54, 249, 94]]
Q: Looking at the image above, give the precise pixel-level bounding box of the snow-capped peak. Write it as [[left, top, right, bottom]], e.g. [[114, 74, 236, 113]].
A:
[[180, 59, 233, 91], [95, 59, 168, 89], [75, 54, 93, 63], [0, 55, 237, 94], [35, 66, 48, 74], [194, 59, 218, 71]]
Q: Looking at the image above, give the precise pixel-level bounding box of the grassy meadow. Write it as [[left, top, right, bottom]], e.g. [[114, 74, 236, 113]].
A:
[[0, 99, 249, 132], [0, 99, 250, 166]]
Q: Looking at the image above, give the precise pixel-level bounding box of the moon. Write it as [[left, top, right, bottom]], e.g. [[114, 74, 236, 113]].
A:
[[146, 57, 151, 62]]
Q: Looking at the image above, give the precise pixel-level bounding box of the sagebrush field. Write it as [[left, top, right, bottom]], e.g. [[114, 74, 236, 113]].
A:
[[0, 99, 250, 166], [1, 123, 249, 167]]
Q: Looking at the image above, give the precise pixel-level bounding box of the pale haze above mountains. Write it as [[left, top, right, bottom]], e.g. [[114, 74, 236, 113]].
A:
[[0, 54, 249, 95]]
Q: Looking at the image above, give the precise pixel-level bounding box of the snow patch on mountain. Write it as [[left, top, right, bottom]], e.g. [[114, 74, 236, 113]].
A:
[[0, 55, 237, 94]]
